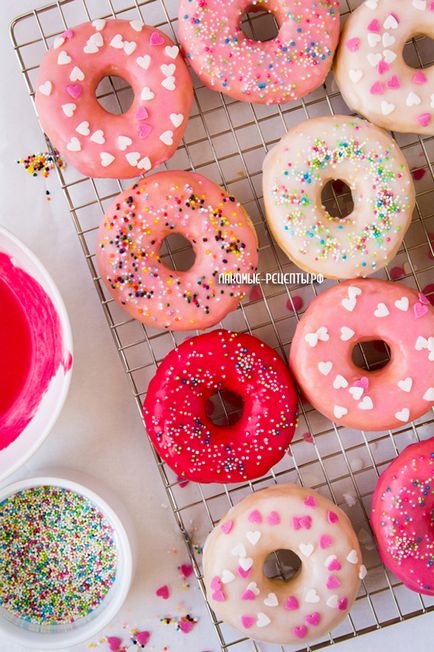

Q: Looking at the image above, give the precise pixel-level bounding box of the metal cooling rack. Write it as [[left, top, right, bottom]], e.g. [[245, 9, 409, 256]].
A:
[[10, 0, 434, 650]]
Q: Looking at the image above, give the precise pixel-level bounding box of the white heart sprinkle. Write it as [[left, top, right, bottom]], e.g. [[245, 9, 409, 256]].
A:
[[165, 45, 179, 59], [325, 555, 337, 568], [305, 588, 320, 603], [395, 408, 410, 423], [70, 66, 85, 81], [141, 87, 155, 101], [340, 326, 355, 341], [299, 543, 314, 557], [415, 336, 428, 351], [61, 103, 76, 117], [161, 63, 176, 77], [317, 326, 329, 341], [136, 55, 151, 70], [264, 593, 278, 607], [137, 156, 151, 171], [365, 0, 378, 7], [367, 53, 382, 67], [246, 530, 261, 546], [130, 20, 144, 32], [305, 332, 319, 347], [348, 286, 362, 300], [170, 113, 184, 128], [395, 297, 409, 311], [231, 543, 246, 558], [327, 594, 339, 608], [349, 386, 364, 401], [423, 387, 434, 401], [110, 34, 124, 49], [76, 121, 90, 136], [100, 152, 115, 167], [381, 101, 395, 115], [406, 91, 421, 107], [398, 377, 413, 392], [334, 405, 348, 419], [38, 81, 52, 96], [84, 33, 103, 53], [221, 569, 235, 584], [342, 297, 356, 312], [66, 136, 81, 152], [368, 33, 381, 47], [125, 151, 140, 167], [383, 33, 396, 47], [90, 32, 103, 47], [160, 130, 174, 146], [124, 40, 137, 56], [90, 129, 105, 145], [57, 51, 71, 65], [383, 49, 397, 63], [358, 396, 373, 410], [374, 302, 389, 317], [162, 76, 176, 91], [92, 19, 106, 31], [53, 36, 65, 49], [347, 549, 358, 564], [118, 136, 133, 151], [349, 69, 363, 83], [247, 582, 260, 595], [257, 612, 271, 628], [359, 564, 368, 580], [383, 14, 399, 29], [239, 557, 253, 572], [413, 0, 426, 9], [318, 361, 333, 376], [333, 374, 349, 390]]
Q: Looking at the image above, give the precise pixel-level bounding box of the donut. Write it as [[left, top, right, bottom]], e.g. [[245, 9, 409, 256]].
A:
[[289, 279, 434, 431], [203, 484, 364, 644], [96, 171, 259, 330], [142, 330, 298, 483], [262, 115, 415, 279], [35, 19, 193, 178], [334, 0, 434, 136], [371, 438, 434, 595], [178, 0, 340, 105]]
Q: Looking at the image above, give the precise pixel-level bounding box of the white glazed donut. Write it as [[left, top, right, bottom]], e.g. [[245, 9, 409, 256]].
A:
[[203, 484, 364, 645], [262, 115, 415, 279], [334, 0, 434, 135]]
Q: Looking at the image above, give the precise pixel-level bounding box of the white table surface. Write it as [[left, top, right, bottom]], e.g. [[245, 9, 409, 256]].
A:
[[0, 1, 433, 651]]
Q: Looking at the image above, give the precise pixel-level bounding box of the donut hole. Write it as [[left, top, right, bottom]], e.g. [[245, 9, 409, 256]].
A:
[[352, 340, 391, 372], [403, 35, 434, 69], [321, 180, 354, 219], [206, 389, 244, 426], [263, 549, 302, 582], [159, 234, 196, 272], [96, 75, 134, 115], [239, 5, 280, 42]]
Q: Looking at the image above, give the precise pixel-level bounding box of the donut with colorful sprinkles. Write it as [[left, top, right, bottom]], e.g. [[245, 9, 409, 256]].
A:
[[178, 0, 340, 104], [262, 115, 415, 279], [289, 279, 434, 431], [35, 19, 193, 178], [96, 171, 259, 330], [371, 438, 434, 595], [203, 484, 363, 644], [143, 330, 298, 483], [334, 0, 434, 136]]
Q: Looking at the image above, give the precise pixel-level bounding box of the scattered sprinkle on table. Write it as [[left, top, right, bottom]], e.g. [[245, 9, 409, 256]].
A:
[[17, 150, 64, 178]]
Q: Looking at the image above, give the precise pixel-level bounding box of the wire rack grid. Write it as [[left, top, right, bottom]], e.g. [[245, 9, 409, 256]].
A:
[[9, 0, 434, 650]]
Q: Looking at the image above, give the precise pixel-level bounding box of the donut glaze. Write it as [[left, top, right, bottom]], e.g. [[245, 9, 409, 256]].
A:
[[178, 0, 340, 105], [35, 19, 193, 178], [203, 484, 364, 644], [262, 115, 415, 279], [289, 279, 434, 431], [143, 330, 298, 483], [96, 171, 258, 331], [371, 438, 434, 595], [334, 0, 434, 136]]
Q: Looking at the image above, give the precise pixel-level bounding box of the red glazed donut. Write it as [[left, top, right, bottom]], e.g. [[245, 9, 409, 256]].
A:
[[143, 330, 298, 483], [371, 438, 434, 595]]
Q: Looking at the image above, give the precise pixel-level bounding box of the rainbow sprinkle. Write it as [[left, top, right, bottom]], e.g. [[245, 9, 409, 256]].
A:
[[17, 150, 64, 178]]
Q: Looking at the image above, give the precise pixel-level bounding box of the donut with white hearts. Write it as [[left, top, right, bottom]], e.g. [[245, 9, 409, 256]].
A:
[[289, 279, 434, 431], [334, 0, 434, 135], [35, 19, 193, 178], [203, 484, 363, 645]]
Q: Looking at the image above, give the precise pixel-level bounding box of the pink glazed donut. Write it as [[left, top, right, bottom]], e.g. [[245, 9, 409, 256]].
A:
[[35, 19, 193, 178], [178, 0, 340, 104], [289, 279, 434, 431], [371, 438, 434, 595]]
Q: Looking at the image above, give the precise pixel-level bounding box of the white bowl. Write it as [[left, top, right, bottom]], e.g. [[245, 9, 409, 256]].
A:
[[0, 476, 133, 649], [0, 227, 73, 481]]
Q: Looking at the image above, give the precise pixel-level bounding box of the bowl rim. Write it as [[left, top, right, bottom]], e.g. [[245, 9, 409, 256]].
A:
[[0, 226, 73, 482]]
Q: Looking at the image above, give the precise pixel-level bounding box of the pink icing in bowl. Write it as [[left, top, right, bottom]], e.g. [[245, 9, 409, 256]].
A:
[[0, 228, 72, 480]]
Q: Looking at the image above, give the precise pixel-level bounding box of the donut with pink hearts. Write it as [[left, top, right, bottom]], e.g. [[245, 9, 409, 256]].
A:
[[289, 279, 434, 431], [334, 0, 434, 135], [35, 19, 193, 178], [178, 0, 340, 105], [371, 437, 434, 595], [203, 484, 364, 645]]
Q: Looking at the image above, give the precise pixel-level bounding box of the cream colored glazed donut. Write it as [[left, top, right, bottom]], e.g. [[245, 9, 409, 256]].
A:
[[35, 19, 193, 178], [334, 0, 434, 136], [262, 115, 415, 279], [203, 484, 363, 645]]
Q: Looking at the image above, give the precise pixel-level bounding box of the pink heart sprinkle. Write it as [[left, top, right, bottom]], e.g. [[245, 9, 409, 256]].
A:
[[62, 29, 74, 39], [241, 589, 256, 600], [328, 558, 342, 571], [66, 83, 82, 99], [378, 60, 390, 75], [320, 534, 333, 549], [221, 520, 233, 534], [211, 576, 222, 591], [303, 431, 314, 443], [301, 515, 312, 529], [135, 631, 151, 646], [237, 566, 251, 579], [179, 620, 194, 634], [249, 285, 262, 301], [430, 1, 434, 9], [293, 625, 308, 639], [367, 18, 381, 32], [241, 615, 255, 629], [267, 511, 281, 525], [414, 302, 428, 318], [417, 113, 432, 128], [138, 123, 152, 139], [136, 106, 149, 121], [328, 510, 339, 524], [338, 597, 348, 611], [248, 509, 262, 524], [346, 37, 360, 52], [387, 75, 401, 89], [418, 293, 430, 305], [304, 495, 316, 508], [292, 517, 301, 530], [150, 31, 165, 46], [156, 585, 170, 599], [107, 637, 123, 652], [212, 589, 226, 602], [306, 611, 321, 626], [390, 265, 405, 279], [284, 595, 299, 610], [326, 575, 341, 589], [286, 294, 303, 313], [412, 70, 427, 85], [370, 81, 384, 95], [180, 564, 193, 578]]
